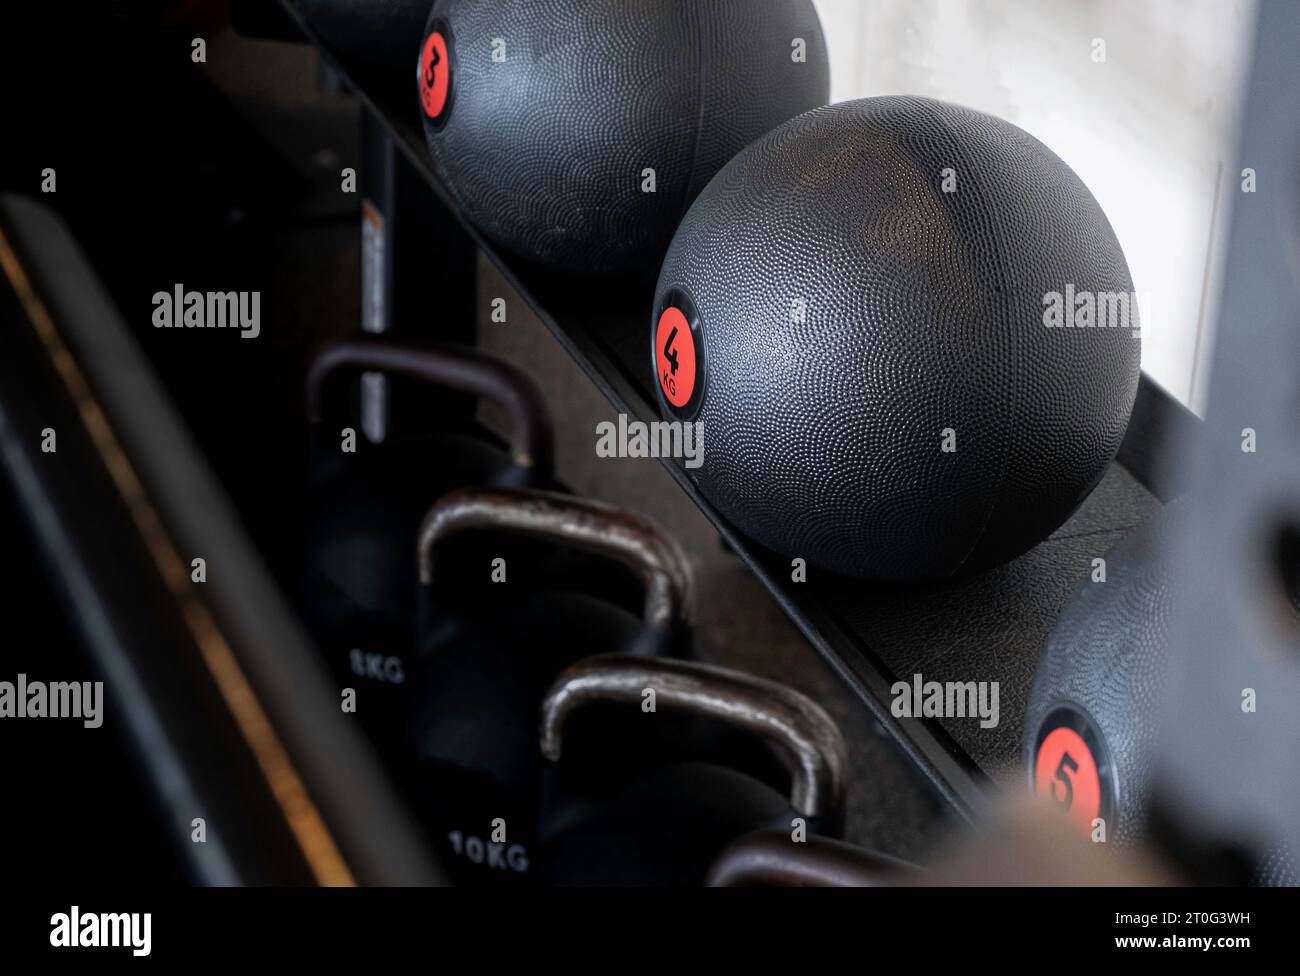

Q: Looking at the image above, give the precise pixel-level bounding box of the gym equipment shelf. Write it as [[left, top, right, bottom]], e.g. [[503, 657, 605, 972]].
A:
[[278, 1, 1199, 821]]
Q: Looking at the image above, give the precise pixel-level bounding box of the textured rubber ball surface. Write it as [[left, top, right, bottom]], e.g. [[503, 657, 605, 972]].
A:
[[655, 96, 1141, 580], [1027, 507, 1299, 883], [419, 0, 828, 274], [1023, 505, 1180, 849]]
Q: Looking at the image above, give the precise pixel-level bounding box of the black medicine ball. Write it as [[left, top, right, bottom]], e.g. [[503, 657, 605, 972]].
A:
[[653, 96, 1141, 580], [1023, 506, 1179, 849], [417, 0, 829, 273], [1026, 507, 1298, 883]]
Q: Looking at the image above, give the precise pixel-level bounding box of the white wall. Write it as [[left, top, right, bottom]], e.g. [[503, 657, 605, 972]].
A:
[[810, 0, 1257, 412]]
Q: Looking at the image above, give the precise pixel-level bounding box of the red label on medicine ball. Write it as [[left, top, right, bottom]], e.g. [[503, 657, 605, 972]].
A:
[[656, 307, 695, 408], [420, 32, 451, 120], [1034, 726, 1102, 837]]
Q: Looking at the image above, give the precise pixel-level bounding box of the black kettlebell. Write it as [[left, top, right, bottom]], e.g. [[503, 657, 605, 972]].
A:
[[301, 337, 554, 745], [534, 654, 849, 886], [304, 336, 552, 487], [403, 486, 696, 885], [706, 829, 922, 887]]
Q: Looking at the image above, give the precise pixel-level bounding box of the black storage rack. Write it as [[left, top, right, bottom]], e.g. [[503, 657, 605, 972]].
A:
[[276, 1, 1206, 826]]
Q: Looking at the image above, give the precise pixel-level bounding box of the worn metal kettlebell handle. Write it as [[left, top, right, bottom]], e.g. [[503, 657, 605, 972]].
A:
[[705, 830, 921, 887], [417, 488, 694, 633], [305, 337, 554, 480], [539, 655, 848, 822]]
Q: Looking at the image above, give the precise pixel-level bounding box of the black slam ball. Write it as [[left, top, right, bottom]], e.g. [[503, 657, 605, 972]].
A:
[[1023, 506, 1179, 849], [417, 0, 829, 273], [1025, 507, 1297, 882], [653, 96, 1141, 580]]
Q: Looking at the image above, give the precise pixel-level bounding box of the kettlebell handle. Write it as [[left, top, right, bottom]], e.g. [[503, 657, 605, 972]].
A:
[[705, 830, 921, 887], [539, 655, 848, 822], [418, 488, 694, 633], [306, 338, 554, 479]]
